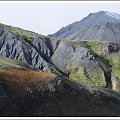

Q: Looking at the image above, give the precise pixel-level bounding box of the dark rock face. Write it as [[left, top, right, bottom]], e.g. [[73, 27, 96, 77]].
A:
[[0, 82, 7, 96], [50, 11, 120, 43], [0, 72, 120, 117]]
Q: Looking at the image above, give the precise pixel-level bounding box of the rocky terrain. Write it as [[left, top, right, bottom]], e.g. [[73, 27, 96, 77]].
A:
[[0, 23, 120, 91], [0, 57, 120, 116], [0, 11, 120, 116]]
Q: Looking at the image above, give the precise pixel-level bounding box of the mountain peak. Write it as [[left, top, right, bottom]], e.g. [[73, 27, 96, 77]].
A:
[[50, 11, 120, 42], [104, 11, 120, 20], [89, 11, 120, 21]]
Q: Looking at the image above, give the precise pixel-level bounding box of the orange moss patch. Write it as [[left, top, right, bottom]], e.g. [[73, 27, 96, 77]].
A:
[[0, 68, 56, 82], [0, 68, 56, 95]]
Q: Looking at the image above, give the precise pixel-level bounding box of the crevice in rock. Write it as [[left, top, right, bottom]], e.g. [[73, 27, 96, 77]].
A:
[[96, 57, 113, 89], [30, 41, 50, 63], [49, 40, 61, 58], [104, 69, 112, 89]]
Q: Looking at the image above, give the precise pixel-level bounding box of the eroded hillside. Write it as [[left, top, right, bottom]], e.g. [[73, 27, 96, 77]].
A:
[[1, 23, 120, 91]]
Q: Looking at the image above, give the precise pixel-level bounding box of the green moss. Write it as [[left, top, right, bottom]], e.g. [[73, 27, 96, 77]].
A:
[[106, 53, 120, 67], [9, 27, 37, 42], [85, 41, 103, 56], [106, 53, 120, 82], [0, 56, 24, 68], [0, 23, 64, 44], [0, 23, 39, 42], [0, 56, 36, 70], [89, 69, 106, 87], [70, 65, 89, 84], [69, 65, 106, 87]]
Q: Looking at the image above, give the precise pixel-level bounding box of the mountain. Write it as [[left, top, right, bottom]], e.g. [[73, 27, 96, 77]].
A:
[[50, 11, 120, 43], [0, 21, 120, 116], [0, 23, 120, 91]]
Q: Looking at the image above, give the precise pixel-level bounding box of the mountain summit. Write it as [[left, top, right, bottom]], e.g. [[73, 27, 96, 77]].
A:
[[50, 11, 120, 43]]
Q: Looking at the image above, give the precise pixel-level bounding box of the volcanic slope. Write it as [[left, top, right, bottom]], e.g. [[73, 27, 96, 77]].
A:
[[50, 11, 120, 43]]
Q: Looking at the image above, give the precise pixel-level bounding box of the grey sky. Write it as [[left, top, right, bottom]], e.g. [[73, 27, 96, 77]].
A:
[[0, 2, 120, 35]]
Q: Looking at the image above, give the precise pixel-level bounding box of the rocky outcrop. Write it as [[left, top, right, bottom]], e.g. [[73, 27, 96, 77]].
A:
[[0, 26, 60, 72], [52, 41, 102, 73]]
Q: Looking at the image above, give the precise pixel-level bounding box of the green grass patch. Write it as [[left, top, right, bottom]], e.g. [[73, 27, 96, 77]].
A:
[[0, 56, 24, 68], [85, 41, 104, 56], [0, 56, 36, 70], [105, 53, 120, 82], [0, 23, 63, 44], [69, 65, 106, 87]]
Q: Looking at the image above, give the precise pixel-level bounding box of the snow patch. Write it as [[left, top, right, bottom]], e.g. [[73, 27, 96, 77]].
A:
[[105, 11, 120, 20]]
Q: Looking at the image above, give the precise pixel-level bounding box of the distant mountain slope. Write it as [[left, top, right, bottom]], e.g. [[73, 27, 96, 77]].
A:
[[50, 11, 120, 43]]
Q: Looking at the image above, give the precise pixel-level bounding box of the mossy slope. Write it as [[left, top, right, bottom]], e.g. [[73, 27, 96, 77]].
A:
[[70, 65, 106, 88]]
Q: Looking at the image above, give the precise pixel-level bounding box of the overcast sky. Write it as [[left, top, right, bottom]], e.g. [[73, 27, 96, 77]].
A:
[[0, 2, 120, 35]]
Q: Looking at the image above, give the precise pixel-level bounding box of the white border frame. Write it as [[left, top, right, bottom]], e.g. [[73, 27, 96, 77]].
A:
[[0, 1, 120, 3], [0, 1, 120, 119]]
